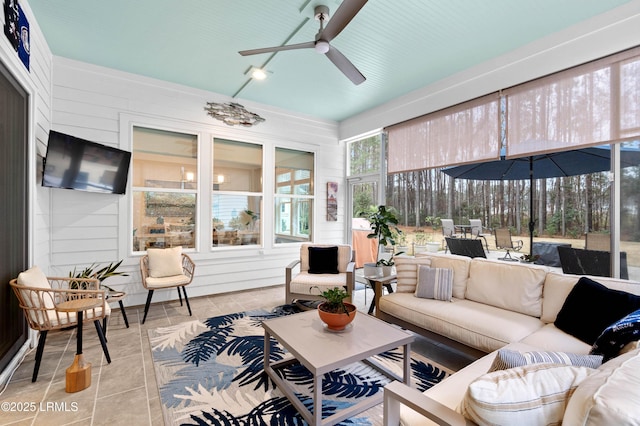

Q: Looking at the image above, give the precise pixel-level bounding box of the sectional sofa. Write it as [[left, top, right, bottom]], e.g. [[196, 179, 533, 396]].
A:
[[374, 253, 640, 425]]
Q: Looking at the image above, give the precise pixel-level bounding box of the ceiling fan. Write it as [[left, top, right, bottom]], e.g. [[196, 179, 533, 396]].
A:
[[238, 0, 367, 85]]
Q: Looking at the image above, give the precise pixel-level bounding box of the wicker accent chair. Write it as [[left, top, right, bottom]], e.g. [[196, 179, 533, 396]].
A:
[[9, 266, 111, 382], [285, 243, 355, 305], [140, 247, 195, 324]]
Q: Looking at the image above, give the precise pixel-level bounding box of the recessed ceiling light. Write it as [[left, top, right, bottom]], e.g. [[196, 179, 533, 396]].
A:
[[249, 67, 268, 80]]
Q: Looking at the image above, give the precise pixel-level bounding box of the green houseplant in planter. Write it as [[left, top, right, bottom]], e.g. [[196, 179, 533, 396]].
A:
[[69, 260, 128, 296], [377, 251, 404, 276], [312, 286, 356, 331], [361, 205, 402, 277], [414, 232, 428, 254]]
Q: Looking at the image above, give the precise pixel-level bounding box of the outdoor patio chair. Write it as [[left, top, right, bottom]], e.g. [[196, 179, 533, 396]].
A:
[[9, 266, 112, 382], [285, 243, 355, 305], [140, 246, 195, 324], [494, 228, 523, 261], [445, 237, 486, 259], [441, 219, 461, 253], [585, 232, 611, 251], [469, 219, 490, 252]]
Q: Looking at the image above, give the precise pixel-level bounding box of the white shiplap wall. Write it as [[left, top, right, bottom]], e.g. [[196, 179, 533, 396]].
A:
[[47, 57, 347, 307]]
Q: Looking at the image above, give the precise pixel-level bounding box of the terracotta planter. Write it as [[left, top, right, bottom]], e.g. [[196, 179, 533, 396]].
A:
[[318, 302, 357, 331]]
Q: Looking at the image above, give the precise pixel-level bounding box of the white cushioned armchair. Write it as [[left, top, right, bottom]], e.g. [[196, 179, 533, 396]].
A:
[[285, 243, 355, 304]]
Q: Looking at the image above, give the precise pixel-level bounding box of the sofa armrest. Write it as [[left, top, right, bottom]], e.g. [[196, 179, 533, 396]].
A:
[[383, 381, 474, 426]]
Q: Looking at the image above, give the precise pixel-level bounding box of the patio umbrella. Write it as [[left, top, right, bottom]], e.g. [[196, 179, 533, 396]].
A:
[[441, 145, 640, 253]]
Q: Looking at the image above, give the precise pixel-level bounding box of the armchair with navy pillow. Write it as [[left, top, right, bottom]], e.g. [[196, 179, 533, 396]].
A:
[[285, 243, 355, 304]]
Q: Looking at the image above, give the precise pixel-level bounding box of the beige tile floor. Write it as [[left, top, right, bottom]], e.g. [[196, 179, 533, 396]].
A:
[[0, 285, 477, 426]]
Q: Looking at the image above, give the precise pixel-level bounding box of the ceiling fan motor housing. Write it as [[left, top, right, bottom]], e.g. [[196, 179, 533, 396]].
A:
[[314, 5, 330, 21]]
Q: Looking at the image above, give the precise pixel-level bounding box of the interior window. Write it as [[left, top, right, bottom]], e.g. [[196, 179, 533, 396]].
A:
[[131, 127, 197, 252], [212, 139, 263, 247]]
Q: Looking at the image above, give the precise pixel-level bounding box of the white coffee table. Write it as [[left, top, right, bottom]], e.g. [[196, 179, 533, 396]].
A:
[[263, 309, 414, 425]]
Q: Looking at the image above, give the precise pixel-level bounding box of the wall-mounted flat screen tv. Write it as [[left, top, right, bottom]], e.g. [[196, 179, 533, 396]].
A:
[[42, 130, 131, 194]]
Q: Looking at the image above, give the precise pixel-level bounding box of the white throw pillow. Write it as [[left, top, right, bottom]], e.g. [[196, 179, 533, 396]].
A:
[[414, 265, 453, 301], [563, 348, 640, 425], [460, 363, 597, 426], [17, 265, 55, 309], [148, 246, 183, 278]]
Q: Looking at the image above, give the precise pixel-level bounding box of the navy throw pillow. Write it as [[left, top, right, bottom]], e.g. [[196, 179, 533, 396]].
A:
[[591, 308, 640, 362], [555, 277, 640, 345], [308, 246, 339, 274]]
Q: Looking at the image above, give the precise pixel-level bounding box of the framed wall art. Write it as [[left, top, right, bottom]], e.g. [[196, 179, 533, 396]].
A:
[[327, 182, 338, 221]]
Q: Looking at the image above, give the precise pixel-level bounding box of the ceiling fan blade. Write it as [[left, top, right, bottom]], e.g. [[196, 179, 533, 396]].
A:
[[239, 41, 315, 56], [325, 46, 366, 85], [321, 0, 368, 41]]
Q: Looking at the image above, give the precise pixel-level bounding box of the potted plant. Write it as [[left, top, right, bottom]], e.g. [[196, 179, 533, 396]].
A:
[[69, 260, 128, 296], [414, 232, 428, 254], [377, 251, 404, 276], [312, 286, 356, 331], [394, 232, 409, 253], [425, 234, 442, 253], [361, 205, 402, 277], [425, 215, 441, 230], [519, 254, 540, 264]]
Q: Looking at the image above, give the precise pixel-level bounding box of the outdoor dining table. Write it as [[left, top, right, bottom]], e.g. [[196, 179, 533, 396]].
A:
[[455, 224, 472, 238]]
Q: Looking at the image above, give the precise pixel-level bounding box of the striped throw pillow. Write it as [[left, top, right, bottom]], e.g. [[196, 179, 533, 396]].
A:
[[489, 349, 603, 372], [414, 266, 453, 301], [460, 364, 597, 426]]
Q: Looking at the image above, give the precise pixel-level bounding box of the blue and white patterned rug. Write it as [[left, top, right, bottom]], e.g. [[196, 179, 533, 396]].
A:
[[148, 308, 450, 425]]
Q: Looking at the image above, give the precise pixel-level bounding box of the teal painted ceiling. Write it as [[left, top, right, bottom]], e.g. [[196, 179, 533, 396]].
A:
[[28, 0, 631, 122]]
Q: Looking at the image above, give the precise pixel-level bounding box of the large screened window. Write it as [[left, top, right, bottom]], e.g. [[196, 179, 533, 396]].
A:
[[275, 148, 314, 243], [212, 139, 262, 247], [131, 127, 197, 252]]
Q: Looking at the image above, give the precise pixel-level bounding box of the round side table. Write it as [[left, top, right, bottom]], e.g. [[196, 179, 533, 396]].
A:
[[55, 298, 106, 393]]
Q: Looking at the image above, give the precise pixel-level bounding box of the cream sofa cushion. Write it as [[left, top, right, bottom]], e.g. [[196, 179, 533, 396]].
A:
[[541, 272, 640, 323], [563, 348, 640, 425], [378, 294, 544, 353], [289, 272, 349, 295], [466, 258, 546, 317], [520, 323, 592, 354], [148, 246, 183, 278]]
